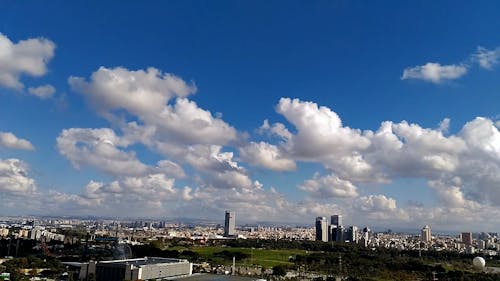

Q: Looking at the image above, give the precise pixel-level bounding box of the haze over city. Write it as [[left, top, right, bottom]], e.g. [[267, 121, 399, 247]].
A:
[[2, 1, 500, 232]]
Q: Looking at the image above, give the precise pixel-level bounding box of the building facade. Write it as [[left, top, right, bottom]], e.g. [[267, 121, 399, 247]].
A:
[[421, 225, 431, 243], [461, 232, 473, 246], [315, 217, 328, 242], [224, 210, 235, 237], [64, 257, 192, 281], [331, 215, 342, 227]]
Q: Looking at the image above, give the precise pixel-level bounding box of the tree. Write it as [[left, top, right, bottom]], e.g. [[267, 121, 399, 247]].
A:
[[272, 265, 287, 277]]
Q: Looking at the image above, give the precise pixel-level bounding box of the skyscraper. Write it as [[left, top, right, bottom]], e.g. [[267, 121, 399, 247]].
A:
[[224, 211, 235, 237], [421, 225, 431, 243], [331, 215, 342, 227], [315, 217, 328, 242], [330, 214, 343, 242], [347, 226, 358, 243]]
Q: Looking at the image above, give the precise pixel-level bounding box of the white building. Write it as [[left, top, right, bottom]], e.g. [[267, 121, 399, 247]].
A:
[[421, 225, 431, 243]]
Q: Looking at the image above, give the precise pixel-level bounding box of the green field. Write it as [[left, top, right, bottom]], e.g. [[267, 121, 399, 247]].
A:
[[188, 246, 309, 267]]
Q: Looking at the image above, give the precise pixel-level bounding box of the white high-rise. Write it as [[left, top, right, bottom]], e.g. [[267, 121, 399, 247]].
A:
[[421, 225, 431, 243], [224, 211, 235, 237], [315, 217, 328, 242]]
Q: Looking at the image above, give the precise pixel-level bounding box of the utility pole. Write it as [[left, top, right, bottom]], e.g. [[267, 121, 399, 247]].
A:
[[232, 256, 236, 276]]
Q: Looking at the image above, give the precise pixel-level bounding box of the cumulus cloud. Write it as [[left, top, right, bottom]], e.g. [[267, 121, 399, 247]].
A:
[[27, 84, 55, 99], [0, 33, 55, 89], [239, 141, 296, 171], [356, 195, 397, 212], [261, 97, 500, 221], [53, 95, 500, 226], [174, 144, 255, 189], [0, 132, 34, 150], [259, 119, 292, 140], [352, 195, 410, 223], [56, 128, 148, 176], [52, 65, 500, 228], [0, 158, 36, 193], [276, 98, 370, 160], [401, 62, 467, 83], [69, 66, 196, 117], [299, 173, 358, 198], [56, 127, 184, 178], [68, 67, 239, 186], [84, 174, 177, 201]]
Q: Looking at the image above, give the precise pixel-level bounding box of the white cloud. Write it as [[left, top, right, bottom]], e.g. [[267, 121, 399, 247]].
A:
[[0, 132, 34, 150], [157, 160, 186, 179], [0, 158, 36, 193], [259, 119, 292, 140], [239, 141, 296, 171], [56, 127, 184, 178], [56, 128, 148, 176], [68, 67, 239, 188], [352, 195, 409, 223], [438, 118, 450, 133], [28, 84, 55, 99], [299, 173, 358, 198], [36, 173, 184, 217], [473, 46, 500, 69], [0, 33, 55, 89], [69, 67, 196, 116], [356, 195, 397, 212], [401, 62, 467, 83], [262, 98, 500, 218], [69, 66, 237, 146], [276, 98, 370, 160], [459, 117, 500, 158], [84, 174, 177, 201]]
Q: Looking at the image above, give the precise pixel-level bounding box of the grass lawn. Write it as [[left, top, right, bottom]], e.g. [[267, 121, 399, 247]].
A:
[[188, 246, 309, 268]]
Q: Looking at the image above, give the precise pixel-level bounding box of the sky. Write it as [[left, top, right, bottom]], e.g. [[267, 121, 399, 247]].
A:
[[1, 1, 500, 231]]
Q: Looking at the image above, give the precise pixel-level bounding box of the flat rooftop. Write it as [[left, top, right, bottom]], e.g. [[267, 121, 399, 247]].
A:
[[99, 257, 188, 267]]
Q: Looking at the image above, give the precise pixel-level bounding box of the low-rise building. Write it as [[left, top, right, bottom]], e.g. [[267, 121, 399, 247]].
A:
[[64, 257, 192, 281]]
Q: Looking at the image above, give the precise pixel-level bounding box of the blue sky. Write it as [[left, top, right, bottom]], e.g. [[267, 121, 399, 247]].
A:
[[1, 1, 500, 231]]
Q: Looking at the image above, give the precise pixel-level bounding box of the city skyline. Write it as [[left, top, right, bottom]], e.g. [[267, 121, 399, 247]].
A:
[[2, 2, 500, 232]]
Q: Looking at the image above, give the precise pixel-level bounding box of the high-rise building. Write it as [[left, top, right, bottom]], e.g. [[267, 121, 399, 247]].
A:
[[328, 224, 336, 242], [315, 217, 328, 242], [331, 215, 342, 227], [421, 225, 431, 243], [329, 214, 343, 242], [336, 225, 345, 242], [224, 211, 235, 237], [461, 232, 473, 246], [347, 226, 358, 243]]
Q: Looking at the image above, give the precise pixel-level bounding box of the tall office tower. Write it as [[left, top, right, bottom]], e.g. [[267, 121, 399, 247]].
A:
[[421, 225, 431, 242], [461, 232, 473, 246], [347, 226, 358, 243], [336, 225, 345, 242], [315, 217, 328, 242], [328, 224, 336, 242], [331, 215, 342, 227], [224, 211, 235, 237]]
